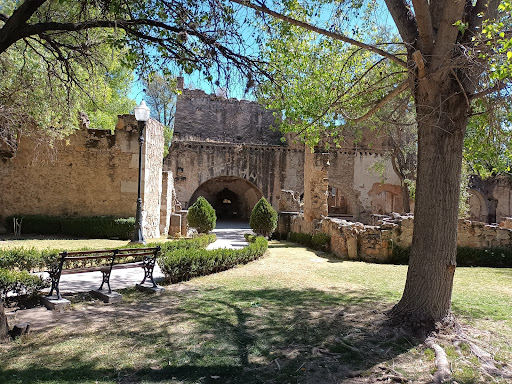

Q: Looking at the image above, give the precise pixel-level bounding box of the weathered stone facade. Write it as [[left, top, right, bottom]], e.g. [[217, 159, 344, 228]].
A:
[[166, 87, 402, 222], [468, 175, 512, 223], [0, 115, 171, 238]]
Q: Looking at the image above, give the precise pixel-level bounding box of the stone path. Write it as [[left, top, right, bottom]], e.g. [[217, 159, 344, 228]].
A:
[[206, 220, 253, 250]]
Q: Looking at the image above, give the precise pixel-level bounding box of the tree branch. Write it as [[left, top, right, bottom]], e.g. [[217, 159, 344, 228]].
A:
[[384, 0, 418, 46], [345, 81, 410, 123], [0, 0, 47, 52], [430, 0, 466, 73], [470, 82, 508, 101], [228, 0, 408, 69], [411, 0, 434, 54]]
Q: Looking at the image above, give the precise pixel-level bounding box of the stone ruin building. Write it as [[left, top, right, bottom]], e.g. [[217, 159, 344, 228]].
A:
[[1, 81, 512, 243]]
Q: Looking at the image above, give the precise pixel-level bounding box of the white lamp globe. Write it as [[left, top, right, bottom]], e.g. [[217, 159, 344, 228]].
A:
[[134, 100, 150, 122]]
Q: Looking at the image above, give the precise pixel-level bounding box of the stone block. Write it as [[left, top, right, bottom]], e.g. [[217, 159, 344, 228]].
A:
[[136, 284, 165, 295], [41, 296, 71, 311], [90, 290, 123, 303], [169, 213, 182, 236]]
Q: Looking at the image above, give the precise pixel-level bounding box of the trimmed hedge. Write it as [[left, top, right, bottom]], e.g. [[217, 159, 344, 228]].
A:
[[0, 234, 217, 298], [287, 232, 331, 251], [158, 236, 268, 283], [0, 234, 217, 273], [389, 244, 512, 268], [0, 269, 48, 298], [0, 248, 58, 272], [5, 215, 135, 239]]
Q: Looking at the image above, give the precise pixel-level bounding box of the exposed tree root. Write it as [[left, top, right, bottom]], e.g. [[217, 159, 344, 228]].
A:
[[425, 337, 451, 384], [455, 333, 512, 380]]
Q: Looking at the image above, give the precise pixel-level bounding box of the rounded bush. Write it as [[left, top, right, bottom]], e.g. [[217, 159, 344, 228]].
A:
[[250, 197, 277, 238], [187, 197, 217, 234]]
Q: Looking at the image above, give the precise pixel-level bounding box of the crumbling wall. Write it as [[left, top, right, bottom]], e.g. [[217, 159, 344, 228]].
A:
[[277, 212, 512, 262], [0, 115, 165, 238], [174, 88, 282, 145], [165, 141, 304, 210]]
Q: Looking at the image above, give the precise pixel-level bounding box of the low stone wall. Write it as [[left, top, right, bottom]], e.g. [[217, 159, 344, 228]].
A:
[[277, 212, 512, 262]]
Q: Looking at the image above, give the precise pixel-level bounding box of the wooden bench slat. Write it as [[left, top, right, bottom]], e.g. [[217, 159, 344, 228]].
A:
[[61, 249, 115, 256], [61, 266, 110, 274]]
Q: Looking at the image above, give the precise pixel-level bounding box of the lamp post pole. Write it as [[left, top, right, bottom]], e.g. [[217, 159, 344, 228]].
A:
[[132, 101, 150, 244]]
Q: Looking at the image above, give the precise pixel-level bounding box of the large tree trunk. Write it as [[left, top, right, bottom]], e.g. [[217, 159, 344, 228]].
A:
[[0, 299, 9, 341], [390, 78, 468, 331]]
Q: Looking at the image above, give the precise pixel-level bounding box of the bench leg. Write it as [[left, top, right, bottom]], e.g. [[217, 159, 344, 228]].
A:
[[48, 266, 63, 300], [141, 256, 157, 287], [99, 270, 112, 294]]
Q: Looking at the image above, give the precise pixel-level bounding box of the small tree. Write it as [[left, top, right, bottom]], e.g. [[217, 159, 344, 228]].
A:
[[250, 197, 278, 238], [187, 197, 216, 234]]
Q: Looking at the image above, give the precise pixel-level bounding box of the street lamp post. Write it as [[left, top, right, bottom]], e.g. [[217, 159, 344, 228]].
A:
[[132, 100, 150, 244]]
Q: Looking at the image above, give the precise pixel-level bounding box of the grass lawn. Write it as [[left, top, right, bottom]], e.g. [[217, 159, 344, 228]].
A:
[[0, 235, 172, 251], [1, 240, 511, 383]]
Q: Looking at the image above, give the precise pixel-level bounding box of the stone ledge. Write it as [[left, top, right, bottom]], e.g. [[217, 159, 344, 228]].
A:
[[90, 290, 123, 303], [41, 296, 71, 311], [136, 284, 165, 295]]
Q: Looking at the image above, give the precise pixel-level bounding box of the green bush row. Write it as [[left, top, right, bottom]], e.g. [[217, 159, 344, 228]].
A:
[[0, 269, 48, 298], [5, 215, 135, 239], [287, 232, 331, 251], [389, 244, 512, 268], [0, 234, 217, 273], [158, 236, 268, 284]]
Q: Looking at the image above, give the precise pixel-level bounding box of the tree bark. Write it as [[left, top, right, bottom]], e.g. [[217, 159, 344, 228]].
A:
[[0, 299, 9, 341], [390, 77, 468, 330]]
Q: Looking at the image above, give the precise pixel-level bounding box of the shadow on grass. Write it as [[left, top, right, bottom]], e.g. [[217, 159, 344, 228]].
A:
[[1, 287, 421, 384]]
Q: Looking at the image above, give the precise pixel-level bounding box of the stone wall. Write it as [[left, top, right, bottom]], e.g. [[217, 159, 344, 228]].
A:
[[165, 141, 304, 210], [468, 175, 512, 223], [278, 213, 512, 262], [0, 115, 166, 239], [160, 171, 174, 236], [174, 88, 283, 145], [139, 117, 165, 239], [303, 148, 329, 222]]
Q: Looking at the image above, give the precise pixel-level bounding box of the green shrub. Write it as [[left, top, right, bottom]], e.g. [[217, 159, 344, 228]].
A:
[[389, 245, 512, 267], [250, 197, 277, 238], [244, 233, 257, 243], [187, 197, 217, 234], [288, 232, 313, 247], [0, 268, 48, 298], [158, 237, 268, 283], [288, 232, 330, 251], [312, 233, 331, 251], [6, 215, 61, 235], [5, 214, 134, 239], [61, 216, 135, 239]]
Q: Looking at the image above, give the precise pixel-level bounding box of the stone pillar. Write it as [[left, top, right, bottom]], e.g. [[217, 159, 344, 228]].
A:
[[169, 213, 182, 237], [177, 210, 188, 236], [303, 147, 329, 223], [160, 171, 174, 236]]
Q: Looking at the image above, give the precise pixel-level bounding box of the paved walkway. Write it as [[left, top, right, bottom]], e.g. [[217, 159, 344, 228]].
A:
[[40, 221, 253, 294], [207, 220, 253, 250]]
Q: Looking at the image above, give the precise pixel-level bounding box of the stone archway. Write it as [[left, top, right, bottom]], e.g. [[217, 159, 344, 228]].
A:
[[467, 189, 489, 223], [189, 176, 263, 220]]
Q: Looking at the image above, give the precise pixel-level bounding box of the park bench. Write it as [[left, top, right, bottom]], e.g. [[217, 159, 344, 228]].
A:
[[47, 246, 161, 300]]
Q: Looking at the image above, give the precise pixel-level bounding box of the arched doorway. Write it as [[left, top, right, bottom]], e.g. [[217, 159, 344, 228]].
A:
[[327, 185, 351, 216], [467, 189, 489, 223], [189, 176, 263, 220]]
